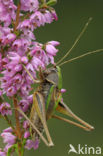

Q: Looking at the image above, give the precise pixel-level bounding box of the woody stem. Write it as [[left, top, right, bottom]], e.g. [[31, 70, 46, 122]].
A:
[[14, 1, 21, 32], [13, 96, 22, 156]]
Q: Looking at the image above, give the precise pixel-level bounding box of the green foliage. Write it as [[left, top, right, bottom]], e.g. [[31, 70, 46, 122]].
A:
[[47, 0, 57, 6]]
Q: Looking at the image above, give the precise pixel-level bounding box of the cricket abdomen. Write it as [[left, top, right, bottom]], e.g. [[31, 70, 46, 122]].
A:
[[30, 105, 44, 141]]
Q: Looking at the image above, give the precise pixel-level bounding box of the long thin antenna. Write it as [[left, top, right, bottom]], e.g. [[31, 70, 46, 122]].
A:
[[56, 17, 92, 65], [59, 49, 103, 67]]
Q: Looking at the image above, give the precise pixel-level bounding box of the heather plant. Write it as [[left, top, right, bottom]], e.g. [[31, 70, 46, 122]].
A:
[[0, 0, 103, 156], [0, 0, 59, 155]]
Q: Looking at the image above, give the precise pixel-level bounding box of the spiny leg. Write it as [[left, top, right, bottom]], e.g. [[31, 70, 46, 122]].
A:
[[55, 101, 94, 131]]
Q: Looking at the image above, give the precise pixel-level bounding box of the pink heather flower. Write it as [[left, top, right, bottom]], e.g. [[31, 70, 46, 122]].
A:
[[2, 33, 16, 45], [20, 0, 39, 12], [20, 83, 32, 97], [51, 9, 58, 21], [4, 144, 13, 153], [3, 127, 13, 133], [6, 86, 17, 97], [0, 149, 6, 156], [19, 100, 30, 112], [47, 54, 54, 64], [25, 139, 39, 150], [21, 56, 28, 64], [30, 46, 48, 65], [0, 26, 12, 46], [43, 11, 53, 24], [14, 64, 23, 72], [1, 52, 34, 97], [1, 58, 9, 71], [17, 19, 31, 31], [23, 120, 30, 129], [27, 94, 33, 104], [2, 0, 13, 6], [61, 88, 66, 93], [23, 30, 36, 41], [25, 63, 36, 81], [48, 41, 60, 46], [13, 39, 24, 50], [30, 11, 46, 28], [0, 1, 16, 26], [0, 102, 12, 116], [0, 0, 58, 153], [7, 52, 21, 62], [24, 131, 30, 139], [31, 56, 45, 70], [30, 10, 57, 29], [12, 38, 31, 53], [33, 139, 39, 150], [1, 132, 16, 145], [46, 43, 58, 56], [12, 74, 22, 90], [0, 53, 2, 71]]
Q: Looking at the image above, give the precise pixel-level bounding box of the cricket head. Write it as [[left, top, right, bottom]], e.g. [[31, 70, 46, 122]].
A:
[[43, 66, 62, 89]]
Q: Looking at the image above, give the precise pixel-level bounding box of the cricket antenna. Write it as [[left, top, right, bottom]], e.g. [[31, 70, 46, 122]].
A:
[[56, 17, 92, 65], [59, 49, 103, 67]]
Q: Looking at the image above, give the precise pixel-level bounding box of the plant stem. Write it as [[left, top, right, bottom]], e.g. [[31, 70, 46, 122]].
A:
[[14, 2, 21, 32], [13, 97, 22, 156]]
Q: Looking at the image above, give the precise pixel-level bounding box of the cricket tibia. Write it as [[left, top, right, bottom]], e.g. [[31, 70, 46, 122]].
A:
[[54, 101, 94, 131]]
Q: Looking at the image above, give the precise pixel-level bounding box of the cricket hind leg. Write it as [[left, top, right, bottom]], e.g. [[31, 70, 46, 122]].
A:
[[54, 101, 94, 131], [33, 92, 54, 146]]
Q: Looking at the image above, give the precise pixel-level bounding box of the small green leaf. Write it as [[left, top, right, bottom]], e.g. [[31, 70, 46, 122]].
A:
[[22, 138, 26, 145], [7, 148, 12, 156], [7, 144, 17, 156], [47, 0, 57, 6]]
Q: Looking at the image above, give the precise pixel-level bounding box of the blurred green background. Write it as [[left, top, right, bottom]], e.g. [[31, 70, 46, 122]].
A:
[[1, 0, 103, 155]]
